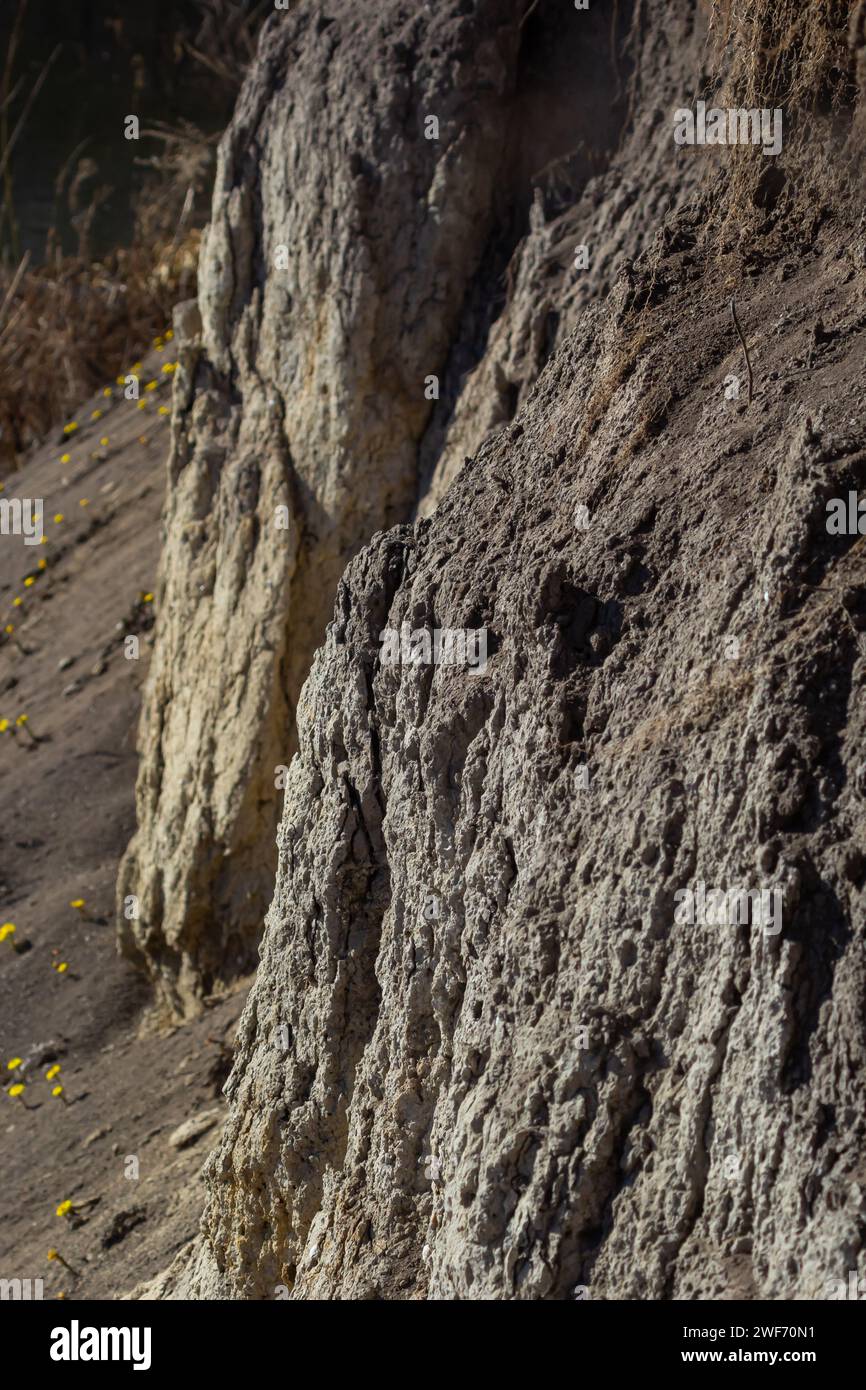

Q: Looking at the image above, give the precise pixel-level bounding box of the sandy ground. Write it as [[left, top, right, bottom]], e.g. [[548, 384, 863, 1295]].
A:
[[0, 346, 248, 1300]]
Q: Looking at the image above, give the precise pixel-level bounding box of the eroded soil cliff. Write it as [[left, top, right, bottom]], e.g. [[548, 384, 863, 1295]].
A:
[[132, 0, 866, 1300]]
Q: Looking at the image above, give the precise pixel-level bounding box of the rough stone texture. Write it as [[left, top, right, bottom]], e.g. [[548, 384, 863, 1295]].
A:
[[417, 3, 706, 511], [168, 1109, 223, 1151], [118, 0, 532, 1016], [133, 2, 866, 1300], [119, 0, 710, 1020]]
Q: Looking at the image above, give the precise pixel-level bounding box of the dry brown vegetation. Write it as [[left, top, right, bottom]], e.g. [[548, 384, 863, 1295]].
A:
[[707, 0, 856, 109], [0, 0, 270, 476], [688, 2, 863, 261], [0, 215, 201, 477]]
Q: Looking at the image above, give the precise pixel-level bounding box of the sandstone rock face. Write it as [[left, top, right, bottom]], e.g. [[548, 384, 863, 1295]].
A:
[[135, 1, 866, 1300], [119, 0, 693, 1018], [119, 0, 544, 1016]]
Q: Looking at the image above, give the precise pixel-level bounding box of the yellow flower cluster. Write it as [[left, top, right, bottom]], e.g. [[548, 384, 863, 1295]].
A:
[[4, 1056, 66, 1107], [0, 714, 35, 736]]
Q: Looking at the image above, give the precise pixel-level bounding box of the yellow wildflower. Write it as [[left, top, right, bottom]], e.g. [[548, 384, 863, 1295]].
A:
[[47, 1247, 77, 1277]]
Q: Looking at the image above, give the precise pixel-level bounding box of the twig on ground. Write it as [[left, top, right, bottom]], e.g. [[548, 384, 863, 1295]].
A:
[[730, 296, 754, 405]]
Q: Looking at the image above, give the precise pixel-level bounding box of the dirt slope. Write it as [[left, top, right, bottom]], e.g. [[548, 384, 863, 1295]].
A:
[[0, 350, 245, 1298]]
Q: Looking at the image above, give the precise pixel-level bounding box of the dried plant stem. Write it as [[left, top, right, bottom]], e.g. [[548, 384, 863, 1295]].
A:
[[0, 247, 29, 334], [0, 0, 28, 259], [730, 296, 754, 405], [520, 0, 540, 27], [0, 44, 62, 188]]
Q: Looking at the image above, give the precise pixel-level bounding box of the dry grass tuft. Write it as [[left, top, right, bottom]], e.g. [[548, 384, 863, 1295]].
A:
[[0, 226, 199, 474], [707, 0, 855, 112], [0, 0, 269, 474], [575, 320, 653, 457], [0, 120, 220, 474], [693, 1, 862, 259], [184, 0, 272, 88]]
